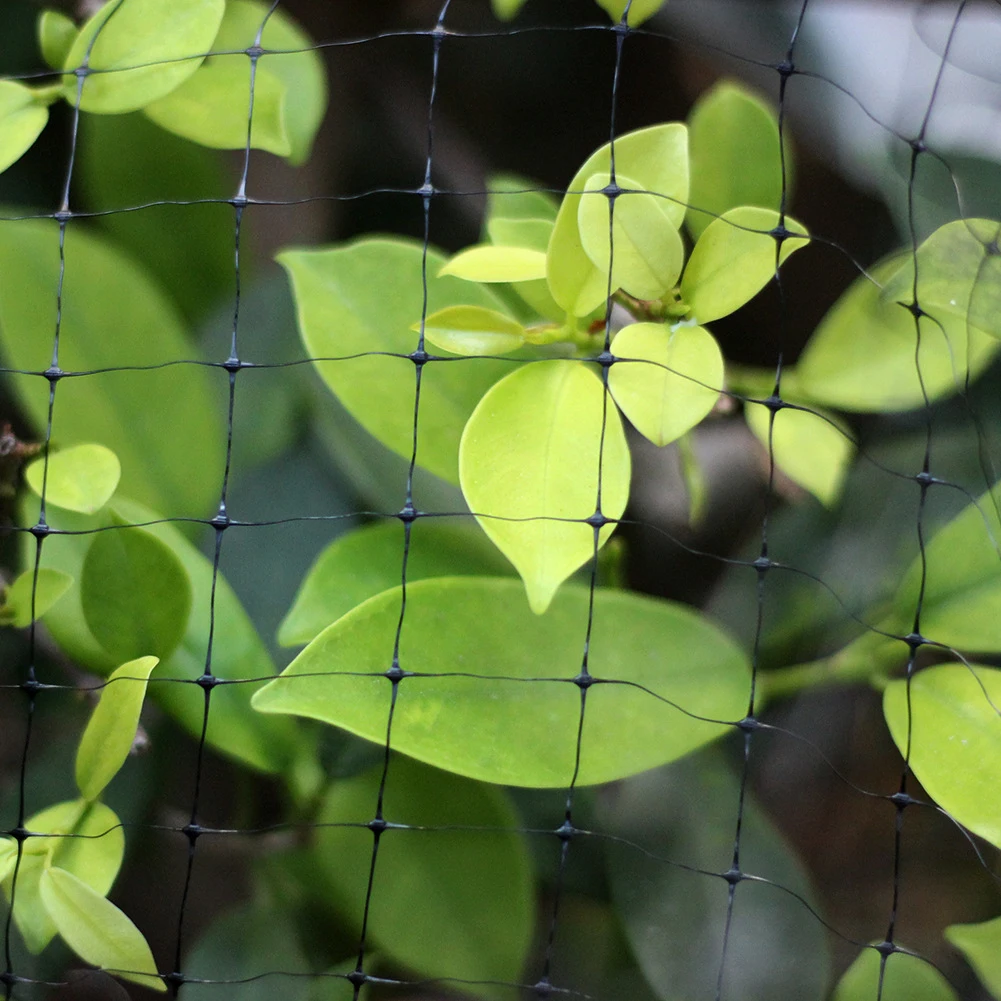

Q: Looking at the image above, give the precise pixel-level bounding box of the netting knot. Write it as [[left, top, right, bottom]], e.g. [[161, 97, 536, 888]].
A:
[[775, 59, 795, 78], [585, 511, 609, 529], [397, 503, 418, 524], [903, 632, 925, 651], [346, 969, 369, 988], [409, 348, 430, 366], [20, 677, 44, 696], [737, 715, 759, 732], [181, 822, 203, 845], [53, 209, 72, 224], [222, 356, 242, 374], [910, 138, 927, 154], [752, 556, 772, 573], [555, 819, 576, 842], [914, 470, 935, 488], [245, 44, 264, 60], [367, 817, 387, 835], [610, 20, 630, 37], [29, 522, 50, 540], [769, 225, 793, 243], [211, 511, 231, 532], [163, 971, 186, 991], [889, 791, 914, 809], [418, 182, 435, 198], [899, 300, 925, 320], [384, 664, 406, 683], [6, 826, 28, 843], [722, 866, 744, 885], [43, 365, 64, 383], [986, 239, 1001, 257], [874, 939, 897, 958], [601, 182, 622, 200], [0, 972, 21, 989], [594, 350, 615, 368], [761, 394, 785, 413], [572, 671, 594, 691], [196, 673, 219, 691], [533, 978, 553, 999]]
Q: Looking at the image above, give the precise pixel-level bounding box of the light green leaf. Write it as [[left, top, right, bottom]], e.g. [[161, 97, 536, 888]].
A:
[[578, 172, 685, 301], [421, 305, 525, 356], [25, 443, 121, 514], [440, 244, 548, 284], [945, 915, 1001, 999], [279, 238, 513, 484], [491, 0, 530, 19], [485, 174, 559, 223], [0, 217, 226, 518], [883, 663, 1001, 849], [143, 59, 290, 157], [686, 80, 786, 241], [62, 0, 225, 114], [278, 519, 514, 647], [459, 360, 630, 614], [40, 866, 164, 992], [794, 256, 1001, 412], [38, 10, 78, 71], [832, 945, 957, 1001], [76, 656, 158, 801], [487, 217, 553, 253], [310, 758, 533, 998], [81, 522, 192, 663], [252, 577, 751, 787], [881, 218, 1001, 341], [608, 322, 722, 446], [548, 123, 689, 316], [1, 568, 73, 627], [0, 841, 15, 884], [0, 81, 49, 175], [744, 401, 853, 507], [3, 850, 56, 953], [593, 0, 665, 27], [681, 207, 808, 323]]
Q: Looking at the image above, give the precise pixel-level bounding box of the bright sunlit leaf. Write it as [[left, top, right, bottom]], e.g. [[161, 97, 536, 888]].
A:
[[0, 81, 49, 175], [440, 245, 548, 284], [25, 443, 121, 514], [38, 10, 78, 70], [421, 305, 526, 356], [1, 568, 73, 627]]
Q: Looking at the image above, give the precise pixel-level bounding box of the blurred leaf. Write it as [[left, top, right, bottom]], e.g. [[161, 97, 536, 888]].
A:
[[440, 245, 548, 284], [310, 757, 533, 999], [0, 81, 49, 175], [278, 519, 513, 648], [62, 0, 225, 114], [25, 443, 120, 514], [487, 217, 553, 252], [0, 217, 226, 517], [460, 360, 630, 614], [686, 80, 786, 241], [832, 945, 957, 1001], [485, 174, 559, 224], [945, 915, 1001, 999], [38, 10, 77, 71], [491, 0, 530, 19], [421, 305, 525, 356], [883, 663, 1001, 849], [593, 0, 665, 27], [608, 322, 722, 447], [0, 568, 73, 627], [599, 748, 830, 1001], [76, 656, 158, 801], [279, 237, 513, 485], [253, 578, 751, 787]]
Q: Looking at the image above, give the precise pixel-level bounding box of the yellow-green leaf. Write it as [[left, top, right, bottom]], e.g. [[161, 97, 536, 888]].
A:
[[487, 216, 553, 252], [681, 206, 808, 323], [421, 305, 525, 356], [608, 322, 722, 446], [25, 443, 121, 514], [491, 0, 530, 18], [38, 10, 78, 71], [945, 916, 1001, 999], [40, 867, 164, 992], [1, 568, 73, 627], [832, 945, 957, 1001], [593, 0, 665, 27], [459, 360, 630, 614], [76, 656, 158, 801], [0, 81, 49, 175], [440, 244, 548, 283]]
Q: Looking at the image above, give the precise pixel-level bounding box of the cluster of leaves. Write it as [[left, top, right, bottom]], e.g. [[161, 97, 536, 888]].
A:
[[2, 1, 1001, 998]]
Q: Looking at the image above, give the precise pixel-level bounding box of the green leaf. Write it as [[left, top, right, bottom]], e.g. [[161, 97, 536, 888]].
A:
[[600, 748, 831, 1001], [38, 10, 78, 71], [794, 255, 1001, 412], [0, 81, 49, 175], [421, 305, 525, 356], [81, 522, 192, 663], [25, 443, 121, 514], [76, 656, 158, 801], [40, 866, 164, 992], [487, 217, 553, 253], [252, 577, 751, 787], [608, 322, 722, 447], [459, 360, 630, 614], [883, 663, 1001, 849], [945, 915, 1001, 999], [0, 841, 15, 884], [279, 519, 514, 647], [485, 174, 559, 223], [548, 124, 689, 316], [310, 757, 533, 998], [881, 219, 1001, 341], [491, 0, 530, 19], [279, 237, 513, 485], [744, 401, 854, 507], [0, 568, 73, 627], [686, 80, 786, 241], [680, 207, 808, 323], [832, 945, 957, 1001], [143, 59, 290, 157], [577, 172, 685, 301], [440, 244, 548, 284], [0, 216, 226, 518], [62, 0, 225, 114], [593, 0, 665, 27]]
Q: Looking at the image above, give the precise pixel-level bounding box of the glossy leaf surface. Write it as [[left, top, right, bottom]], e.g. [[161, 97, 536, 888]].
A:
[[278, 519, 513, 647], [253, 577, 751, 787], [310, 757, 533, 998], [459, 361, 629, 613], [686, 80, 785, 240], [945, 916, 1001, 999], [1, 568, 73, 628], [422, 305, 525, 356], [608, 322, 722, 446], [832, 946, 957, 1001], [40, 867, 163, 991], [25, 443, 120, 514], [279, 238, 512, 484], [0, 81, 49, 175], [76, 656, 158, 801], [744, 401, 853, 507], [883, 664, 1001, 848], [440, 245, 548, 283], [548, 124, 688, 316], [594, 0, 665, 26], [62, 0, 225, 114], [794, 256, 1000, 412], [81, 523, 192, 663], [681, 207, 808, 323], [38, 10, 78, 70], [577, 172, 685, 301]]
